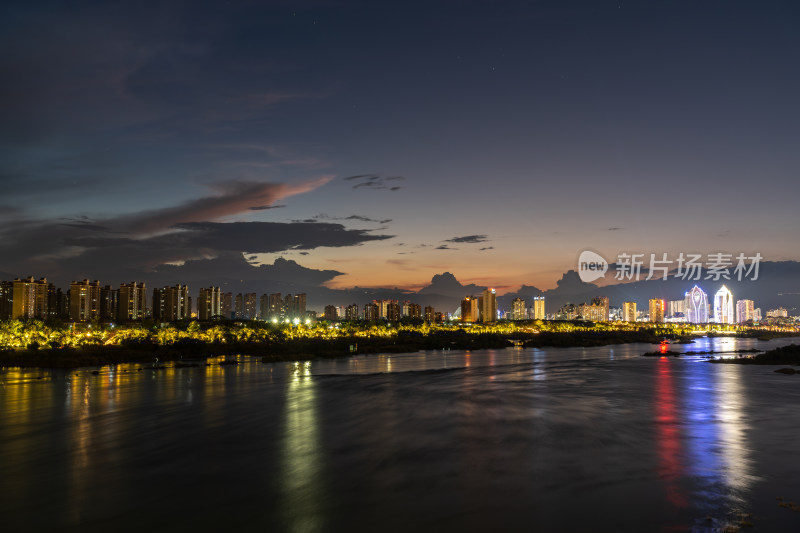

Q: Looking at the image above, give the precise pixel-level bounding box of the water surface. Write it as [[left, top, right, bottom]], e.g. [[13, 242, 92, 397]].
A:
[[2, 337, 800, 532]]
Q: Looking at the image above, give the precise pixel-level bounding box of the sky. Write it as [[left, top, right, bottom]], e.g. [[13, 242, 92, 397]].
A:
[[1, 0, 799, 293]]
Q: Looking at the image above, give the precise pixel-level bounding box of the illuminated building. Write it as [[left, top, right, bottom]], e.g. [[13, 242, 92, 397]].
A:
[[118, 282, 147, 321], [268, 293, 283, 319], [100, 285, 119, 321], [235, 293, 244, 318], [736, 299, 754, 324], [713, 286, 734, 324], [69, 279, 101, 322], [684, 285, 709, 323], [622, 301, 637, 322], [221, 292, 233, 319], [284, 293, 307, 319], [461, 296, 479, 322], [480, 288, 497, 322], [345, 304, 360, 320], [667, 300, 685, 318], [577, 302, 606, 322], [363, 302, 379, 320], [532, 296, 545, 320], [424, 306, 435, 322], [0, 281, 12, 320], [153, 285, 190, 322], [323, 305, 338, 321], [557, 303, 578, 320], [244, 292, 257, 319], [511, 298, 526, 320], [12, 277, 50, 319], [649, 298, 665, 323], [766, 307, 788, 318], [402, 301, 422, 319], [198, 287, 221, 320], [386, 301, 401, 321], [591, 296, 610, 321]]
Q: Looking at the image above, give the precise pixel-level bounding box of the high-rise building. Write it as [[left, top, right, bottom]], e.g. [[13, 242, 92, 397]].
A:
[[685, 285, 709, 323], [234, 293, 244, 319], [667, 300, 685, 318], [591, 296, 610, 321], [766, 308, 788, 318], [268, 293, 283, 320], [364, 302, 379, 320], [345, 304, 360, 320], [221, 292, 233, 318], [461, 296, 479, 322], [578, 302, 606, 322], [532, 296, 546, 320], [69, 279, 101, 322], [480, 288, 497, 322], [622, 302, 637, 322], [99, 285, 119, 321], [424, 306, 435, 322], [293, 294, 307, 319], [736, 299, 754, 324], [259, 294, 269, 320], [118, 282, 146, 321], [198, 287, 221, 320], [0, 281, 12, 320], [402, 301, 421, 319], [323, 305, 338, 321], [12, 277, 50, 319], [511, 298, 526, 320], [153, 285, 190, 322], [386, 301, 401, 321], [714, 286, 734, 324], [649, 299, 665, 323], [244, 293, 257, 319]]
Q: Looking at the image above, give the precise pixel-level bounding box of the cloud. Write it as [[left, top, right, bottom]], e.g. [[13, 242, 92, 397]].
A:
[[436, 245, 455, 250], [110, 177, 332, 236], [607, 227, 623, 231], [249, 204, 286, 211], [344, 174, 406, 191], [0, 178, 389, 283], [302, 213, 392, 225], [445, 234, 489, 244], [479, 246, 494, 251]]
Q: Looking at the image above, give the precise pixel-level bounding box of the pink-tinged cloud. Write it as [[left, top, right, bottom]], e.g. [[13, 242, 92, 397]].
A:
[[113, 176, 333, 235]]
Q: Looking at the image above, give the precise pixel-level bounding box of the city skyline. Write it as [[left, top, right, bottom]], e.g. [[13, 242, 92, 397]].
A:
[[1, 1, 799, 292]]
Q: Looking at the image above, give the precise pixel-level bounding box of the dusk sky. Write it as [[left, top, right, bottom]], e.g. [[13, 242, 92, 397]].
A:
[[2, 0, 799, 292]]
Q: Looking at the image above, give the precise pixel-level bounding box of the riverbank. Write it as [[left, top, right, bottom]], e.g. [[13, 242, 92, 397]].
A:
[[710, 343, 800, 366], [3, 329, 798, 369], [0, 329, 683, 369]]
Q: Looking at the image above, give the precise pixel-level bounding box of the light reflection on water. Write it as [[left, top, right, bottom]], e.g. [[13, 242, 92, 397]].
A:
[[1, 337, 799, 532]]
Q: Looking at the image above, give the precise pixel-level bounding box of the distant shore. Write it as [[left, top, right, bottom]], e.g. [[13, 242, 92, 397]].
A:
[[709, 343, 800, 366], [2, 328, 797, 369]]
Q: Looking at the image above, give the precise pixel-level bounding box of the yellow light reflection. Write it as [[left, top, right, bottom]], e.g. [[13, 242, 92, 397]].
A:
[[715, 366, 754, 495], [280, 361, 323, 532]]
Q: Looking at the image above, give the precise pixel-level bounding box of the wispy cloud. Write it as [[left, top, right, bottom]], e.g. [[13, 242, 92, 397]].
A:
[[445, 234, 489, 244], [344, 174, 406, 191]]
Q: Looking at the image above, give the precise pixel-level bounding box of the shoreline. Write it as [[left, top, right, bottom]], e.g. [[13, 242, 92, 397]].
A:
[[2, 330, 797, 370]]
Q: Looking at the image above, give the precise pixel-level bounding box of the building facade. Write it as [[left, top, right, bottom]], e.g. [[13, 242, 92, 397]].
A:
[[685, 285, 709, 323], [713, 286, 734, 324], [198, 287, 221, 320], [649, 298, 665, 323]]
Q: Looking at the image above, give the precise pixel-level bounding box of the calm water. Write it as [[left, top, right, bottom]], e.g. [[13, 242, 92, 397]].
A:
[[2, 337, 800, 532]]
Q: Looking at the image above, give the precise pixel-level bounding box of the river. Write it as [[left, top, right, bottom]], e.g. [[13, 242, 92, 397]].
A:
[[2, 337, 799, 532]]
